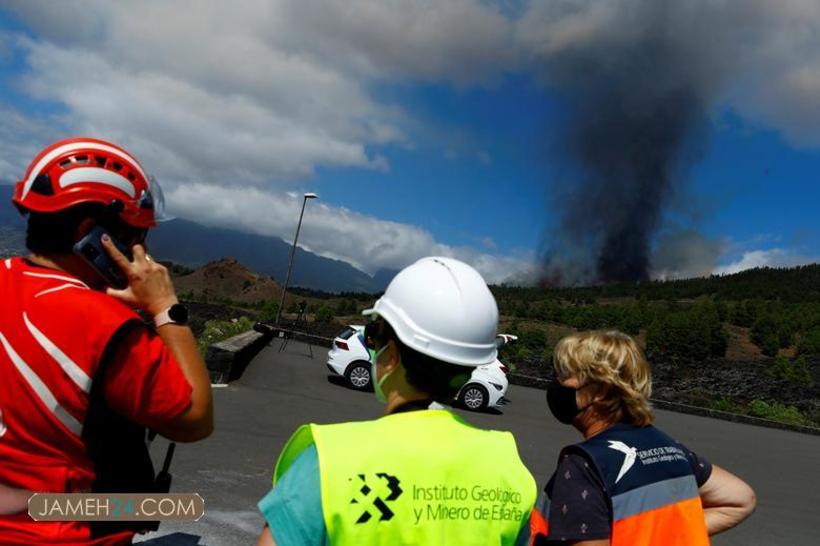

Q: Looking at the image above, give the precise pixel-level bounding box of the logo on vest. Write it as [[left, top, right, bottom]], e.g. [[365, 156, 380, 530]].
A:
[[607, 440, 637, 483], [0, 409, 7, 438], [350, 473, 403, 524]]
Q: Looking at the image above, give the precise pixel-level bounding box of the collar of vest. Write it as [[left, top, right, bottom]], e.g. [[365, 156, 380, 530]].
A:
[[391, 399, 434, 414], [273, 409, 476, 485], [377, 408, 469, 425]]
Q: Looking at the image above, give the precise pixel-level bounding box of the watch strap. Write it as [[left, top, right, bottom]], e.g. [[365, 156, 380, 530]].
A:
[[154, 304, 185, 328]]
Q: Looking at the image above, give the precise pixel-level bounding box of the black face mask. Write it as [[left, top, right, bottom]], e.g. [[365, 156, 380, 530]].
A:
[[546, 380, 582, 424]]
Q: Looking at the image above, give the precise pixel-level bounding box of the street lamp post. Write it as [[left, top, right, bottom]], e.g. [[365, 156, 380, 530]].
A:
[[275, 192, 318, 324]]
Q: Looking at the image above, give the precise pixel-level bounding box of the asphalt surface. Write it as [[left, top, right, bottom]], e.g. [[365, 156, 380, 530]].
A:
[[136, 340, 820, 545]]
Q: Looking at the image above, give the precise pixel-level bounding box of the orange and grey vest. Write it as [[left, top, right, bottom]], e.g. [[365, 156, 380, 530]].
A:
[[546, 424, 709, 546]]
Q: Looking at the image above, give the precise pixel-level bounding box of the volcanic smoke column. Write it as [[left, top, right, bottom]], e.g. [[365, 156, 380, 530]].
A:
[[535, 3, 727, 285]]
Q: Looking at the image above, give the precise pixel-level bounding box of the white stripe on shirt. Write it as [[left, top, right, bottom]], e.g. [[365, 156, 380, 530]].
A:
[[24, 313, 92, 394], [0, 331, 82, 436]]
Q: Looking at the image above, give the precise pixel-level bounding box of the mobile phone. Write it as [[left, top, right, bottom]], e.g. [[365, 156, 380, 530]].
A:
[[72, 226, 130, 289]]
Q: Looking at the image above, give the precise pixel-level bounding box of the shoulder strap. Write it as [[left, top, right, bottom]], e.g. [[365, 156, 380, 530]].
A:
[[82, 318, 157, 538]]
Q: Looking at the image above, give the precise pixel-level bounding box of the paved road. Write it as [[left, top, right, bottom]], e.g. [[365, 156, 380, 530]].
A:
[[137, 341, 820, 545]]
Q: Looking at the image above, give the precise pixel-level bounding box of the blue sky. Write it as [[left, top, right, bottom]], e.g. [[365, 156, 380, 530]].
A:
[[313, 76, 553, 253], [692, 114, 820, 253], [318, 80, 820, 264], [1, 1, 819, 283]]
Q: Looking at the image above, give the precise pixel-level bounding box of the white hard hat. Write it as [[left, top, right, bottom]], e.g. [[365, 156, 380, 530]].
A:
[[363, 257, 498, 367]]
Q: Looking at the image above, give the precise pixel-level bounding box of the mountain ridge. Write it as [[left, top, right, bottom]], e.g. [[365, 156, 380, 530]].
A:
[[0, 183, 393, 293]]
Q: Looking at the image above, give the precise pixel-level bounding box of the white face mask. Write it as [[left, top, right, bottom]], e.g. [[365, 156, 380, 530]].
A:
[[371, 344, 392, 404]]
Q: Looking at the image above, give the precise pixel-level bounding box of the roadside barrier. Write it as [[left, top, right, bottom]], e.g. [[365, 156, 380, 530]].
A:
[[507, 371, 820, 437], [206, 327, 274, 383], [271, 327, 333, 347], [256, 329, 820, 436]]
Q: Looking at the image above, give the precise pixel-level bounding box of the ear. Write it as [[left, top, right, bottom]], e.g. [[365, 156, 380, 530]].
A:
[[75, 217, 97, 242], [592, 383, 611, 402], [382, 340, 402, 373]]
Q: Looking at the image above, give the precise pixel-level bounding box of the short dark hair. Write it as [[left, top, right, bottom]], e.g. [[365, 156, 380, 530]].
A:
[[379, 321, 472, 403], [25, 203, 146, 256], [25, 203, 106, 255]]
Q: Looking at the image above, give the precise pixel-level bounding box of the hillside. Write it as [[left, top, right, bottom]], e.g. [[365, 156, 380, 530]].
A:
[[174, 258, 285, 305], [0, 184, 391, 293], [149, 218, 386, 293], [0, 226, 24, 257], [0, 185, 25, 228], [498, 263, 820, 303]]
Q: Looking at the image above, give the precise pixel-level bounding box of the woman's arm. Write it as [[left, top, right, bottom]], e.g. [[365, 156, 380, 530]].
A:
[[256, 526, 277, 546], [699, 464, 756, 535]]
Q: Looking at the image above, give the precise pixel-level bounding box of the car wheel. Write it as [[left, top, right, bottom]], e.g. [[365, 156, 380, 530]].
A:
[[459, 384, 489, 411], [345, 361, 372, 390]]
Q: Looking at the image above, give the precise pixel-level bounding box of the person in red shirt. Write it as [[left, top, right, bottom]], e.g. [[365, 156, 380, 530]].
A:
[[0, 138, 214, 545]]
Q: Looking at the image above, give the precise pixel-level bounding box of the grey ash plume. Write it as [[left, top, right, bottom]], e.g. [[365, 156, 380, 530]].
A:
[[534, 2, 734, 285]]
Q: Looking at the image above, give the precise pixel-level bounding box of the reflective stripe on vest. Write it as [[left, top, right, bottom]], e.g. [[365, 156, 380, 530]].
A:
[[612, 474, 708, 546], [564, 424, 710, 546], [529, 491, 550, 543], [275, 410, 537, 546]]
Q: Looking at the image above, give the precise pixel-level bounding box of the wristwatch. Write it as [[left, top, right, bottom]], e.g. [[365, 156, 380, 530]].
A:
[[154, 303, 189, 328]]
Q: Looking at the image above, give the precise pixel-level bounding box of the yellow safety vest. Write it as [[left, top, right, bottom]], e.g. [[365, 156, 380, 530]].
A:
[[274, 410, 536, 546]]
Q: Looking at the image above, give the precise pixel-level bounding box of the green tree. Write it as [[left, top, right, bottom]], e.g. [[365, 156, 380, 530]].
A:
[[748, 400, 807, 426], [716, 299, 728, 322], [197, 316, 255, 355], [646, 302, 726, 361], [617, 305, 643, 335], [314, 304, 335, 323], [798, 327, 820, 356], [259, 300, 280, 323], [695, 301, 728, 358], [334, 298, 358, 316], [513, 302, 529, 319], [532, 300, 559, 322], [752, 314, 783, 356], [769, 355, 814, 387]]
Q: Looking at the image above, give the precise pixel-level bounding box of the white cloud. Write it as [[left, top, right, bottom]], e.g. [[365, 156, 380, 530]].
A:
[[479, 236, 497, 250], [0, 0, 529, 280], [166, 183, 531, 284], [714, 248, 818, 276], [515, 0, 820, 148], [0, 0, 515, 184], [0, 106, 68, 183], [4, 0, 820, 284], [11, 34, 393, 182], [266, 0, 515, 83]]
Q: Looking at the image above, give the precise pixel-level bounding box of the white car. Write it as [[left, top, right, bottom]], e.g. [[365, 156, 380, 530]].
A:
[[326, 325, 373, 390], [326, 326, 516, 411]]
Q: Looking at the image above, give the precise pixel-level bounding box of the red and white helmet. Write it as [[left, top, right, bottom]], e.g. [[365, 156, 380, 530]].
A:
[[13, 137, 165, 229]]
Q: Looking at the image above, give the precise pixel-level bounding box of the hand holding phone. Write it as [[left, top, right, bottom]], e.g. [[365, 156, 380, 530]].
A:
[[99, 234, 180, 316], [73, 226, 130, 289]]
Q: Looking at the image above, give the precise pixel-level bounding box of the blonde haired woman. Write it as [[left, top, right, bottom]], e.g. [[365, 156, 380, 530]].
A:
[[537, 330, 755, 546]]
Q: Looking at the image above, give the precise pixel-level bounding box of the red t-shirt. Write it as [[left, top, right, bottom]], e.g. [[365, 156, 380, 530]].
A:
[[0, 257, 192, 545], [103, 326, 193, 431]]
